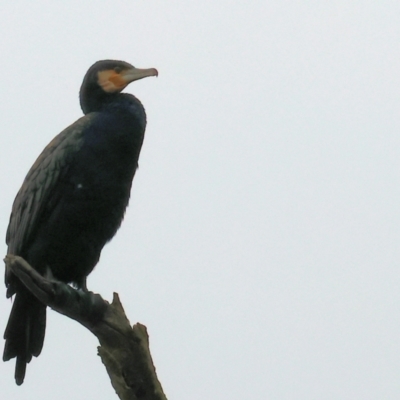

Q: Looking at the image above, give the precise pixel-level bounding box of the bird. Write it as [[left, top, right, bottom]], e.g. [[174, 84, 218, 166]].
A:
[[3, 59, 158, 385]]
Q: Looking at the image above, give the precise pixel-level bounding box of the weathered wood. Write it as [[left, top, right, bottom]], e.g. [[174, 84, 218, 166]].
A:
[[4, 254, 167, 400]]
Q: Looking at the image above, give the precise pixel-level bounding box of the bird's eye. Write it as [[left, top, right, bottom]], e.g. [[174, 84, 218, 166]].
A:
[[114, 66, 122, 74]]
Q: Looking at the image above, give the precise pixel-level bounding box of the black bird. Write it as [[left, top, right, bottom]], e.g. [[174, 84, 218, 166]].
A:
[[3, 60, 158, 385]]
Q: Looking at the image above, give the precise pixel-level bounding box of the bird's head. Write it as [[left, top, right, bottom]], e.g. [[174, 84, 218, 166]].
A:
[[80, 60, 158, 114]]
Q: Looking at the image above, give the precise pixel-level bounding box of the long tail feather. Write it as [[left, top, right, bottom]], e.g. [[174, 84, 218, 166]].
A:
[[3, 290, 46, 385]]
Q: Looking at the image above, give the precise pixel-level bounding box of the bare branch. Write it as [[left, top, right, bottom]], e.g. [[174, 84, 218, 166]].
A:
[[4, 254, 168, 400]]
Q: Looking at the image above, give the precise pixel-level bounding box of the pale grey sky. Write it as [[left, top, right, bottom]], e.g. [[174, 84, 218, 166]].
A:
[[1, 1, 400, 399]]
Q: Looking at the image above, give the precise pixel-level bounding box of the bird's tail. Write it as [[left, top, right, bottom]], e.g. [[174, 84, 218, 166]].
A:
[[3, 290, 46, 385]]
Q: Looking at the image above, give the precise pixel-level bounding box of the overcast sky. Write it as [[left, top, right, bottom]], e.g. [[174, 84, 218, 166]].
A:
[[1, 1, 400, 399]]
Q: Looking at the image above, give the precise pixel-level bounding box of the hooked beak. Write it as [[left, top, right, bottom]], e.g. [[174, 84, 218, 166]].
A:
[[121, 67, 158, 84]]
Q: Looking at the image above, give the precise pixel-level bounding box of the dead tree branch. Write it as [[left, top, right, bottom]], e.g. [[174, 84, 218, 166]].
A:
[[4, 254, 167, 400]]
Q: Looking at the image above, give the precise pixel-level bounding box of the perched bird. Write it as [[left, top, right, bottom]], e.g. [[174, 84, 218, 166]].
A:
[[3, 60, 158, 385]]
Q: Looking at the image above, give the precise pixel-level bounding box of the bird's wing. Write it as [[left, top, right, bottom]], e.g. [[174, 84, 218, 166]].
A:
[[6, 114, 97, 257]]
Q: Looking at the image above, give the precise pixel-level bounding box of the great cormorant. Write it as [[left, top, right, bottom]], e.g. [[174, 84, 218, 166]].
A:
[[3, 59, 158, 385]]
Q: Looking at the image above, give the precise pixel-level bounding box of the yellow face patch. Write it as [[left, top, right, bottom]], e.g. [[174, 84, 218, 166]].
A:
[[97, 70, 128, 93]]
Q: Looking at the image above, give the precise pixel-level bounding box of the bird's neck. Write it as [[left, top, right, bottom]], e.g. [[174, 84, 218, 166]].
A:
[[79, 88, 143, 116]]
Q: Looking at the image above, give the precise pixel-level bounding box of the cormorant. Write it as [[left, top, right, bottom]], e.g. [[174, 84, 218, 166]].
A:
[[3, 60, 158, 385]]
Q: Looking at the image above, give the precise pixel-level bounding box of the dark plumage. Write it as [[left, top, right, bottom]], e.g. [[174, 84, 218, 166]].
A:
[[3, 60, 158, 385]]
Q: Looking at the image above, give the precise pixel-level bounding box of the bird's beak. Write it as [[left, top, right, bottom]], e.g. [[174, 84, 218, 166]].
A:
[[121, 67, 158, 84]]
